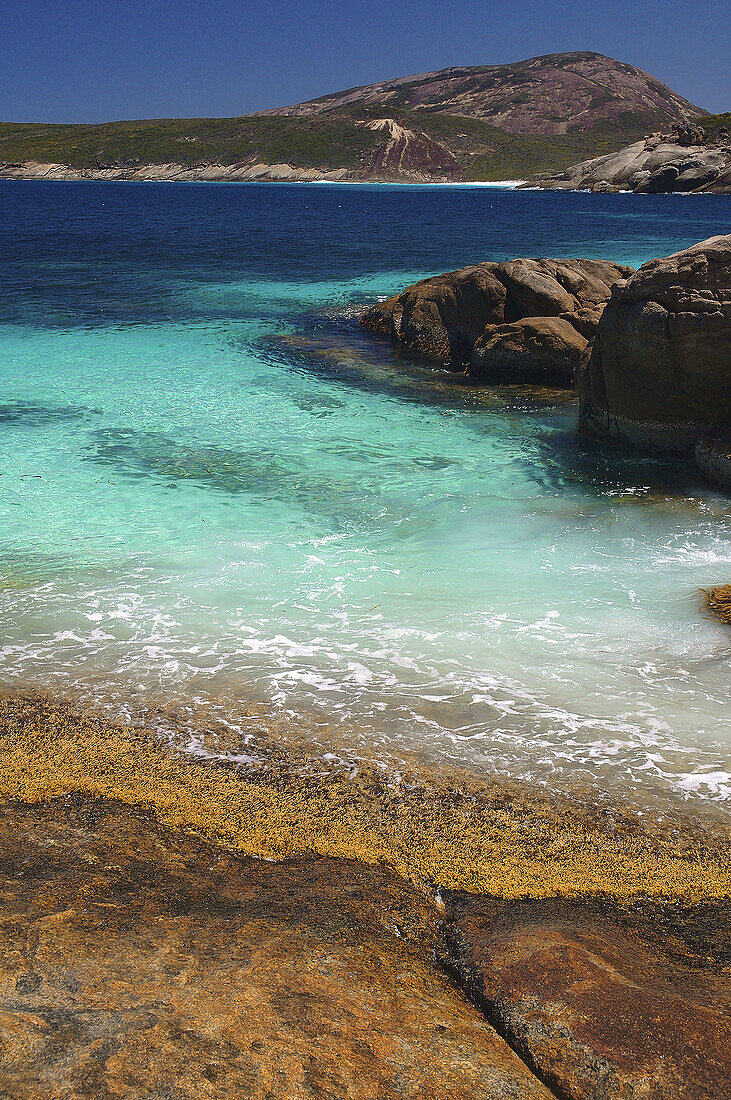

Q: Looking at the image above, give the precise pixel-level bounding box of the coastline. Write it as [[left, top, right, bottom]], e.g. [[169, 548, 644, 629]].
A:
[[3, 164, 730, 192], [0, 166, 529, 187], [1, 186, 729, 1097], [2, 690, 729, 902]]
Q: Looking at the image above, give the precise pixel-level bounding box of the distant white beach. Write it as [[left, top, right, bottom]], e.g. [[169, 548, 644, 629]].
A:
[[306, 179, 527, 188]]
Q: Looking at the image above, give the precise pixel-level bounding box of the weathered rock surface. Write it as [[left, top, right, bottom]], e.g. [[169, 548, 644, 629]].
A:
[[530, 124, 731, 194], [446, 894, 731, 1100], [703, 583, 731, 624], [578, 235, 731, 483], [266, 52, 705, 138], [2, 798, 729, 1100], [361, 257, 633, 384], [0, 797, 552, 1100], [363, 118, 461, 178], [695, 433, 731, 489], [0, 159, 353, 183], [362, 264, 509, 363], [1, 686, 730, 1100], [471, 316, 588, 385]]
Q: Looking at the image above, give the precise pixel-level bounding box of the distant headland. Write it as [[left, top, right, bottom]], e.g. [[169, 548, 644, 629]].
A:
[[1, 51, 728, 189]]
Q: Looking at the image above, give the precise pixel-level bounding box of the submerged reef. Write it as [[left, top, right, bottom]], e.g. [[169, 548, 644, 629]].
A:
[[0, 401, 101, 428], [0, 692, 729, 1099]]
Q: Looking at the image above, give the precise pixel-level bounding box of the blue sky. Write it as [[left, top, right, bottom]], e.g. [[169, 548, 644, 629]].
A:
[[1, 0, 729, 122]]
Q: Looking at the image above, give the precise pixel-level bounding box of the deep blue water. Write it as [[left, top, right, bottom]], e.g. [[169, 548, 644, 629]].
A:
[[2, 181, 730, 326], [1, 181, 729, 805]]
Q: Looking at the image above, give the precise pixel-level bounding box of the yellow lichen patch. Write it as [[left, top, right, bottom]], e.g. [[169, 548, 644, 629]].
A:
[[704, 584, 731, 625], [1, 692, 729, 902]]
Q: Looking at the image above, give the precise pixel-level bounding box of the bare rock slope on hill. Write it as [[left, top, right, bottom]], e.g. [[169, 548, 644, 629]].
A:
[[364, 117, 460, 176], [530, 123, 731, 193], [263, 51, 705, 137]]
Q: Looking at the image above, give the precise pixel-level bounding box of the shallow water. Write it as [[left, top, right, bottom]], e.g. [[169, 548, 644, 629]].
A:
[[1, 181, 729, 807]]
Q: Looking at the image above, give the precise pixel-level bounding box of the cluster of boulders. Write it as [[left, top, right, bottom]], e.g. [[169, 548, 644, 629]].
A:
[[529, 124, 731, 194], [360, 235, 730, 488], [361, 257, 634, 385]]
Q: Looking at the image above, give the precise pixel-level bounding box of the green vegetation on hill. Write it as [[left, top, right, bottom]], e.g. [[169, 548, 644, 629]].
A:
[[702, 112, 731, 141], [0, 117, 383, 171], [0, 111, 655, 181], [0, 109, 726, 182], [398, 111, 654, 179]]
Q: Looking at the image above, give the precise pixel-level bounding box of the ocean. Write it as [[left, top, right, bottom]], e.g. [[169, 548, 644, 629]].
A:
[[1, 180, 729, 808]]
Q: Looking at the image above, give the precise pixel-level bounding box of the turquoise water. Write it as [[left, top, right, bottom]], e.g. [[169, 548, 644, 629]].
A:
[[1, 181, 729, 805]]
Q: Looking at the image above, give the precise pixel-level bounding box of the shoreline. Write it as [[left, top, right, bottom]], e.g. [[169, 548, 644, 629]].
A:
[[3, 170, 731, 192], [0, 169, 529, 188], [2, 689, 728, 902]]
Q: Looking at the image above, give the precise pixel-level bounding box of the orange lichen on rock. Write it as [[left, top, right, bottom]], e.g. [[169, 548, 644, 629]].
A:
[[1, 692, 728, 902], [447, 893, 731, 1100], [0, 799, 553, 1100], [704, 583, 731, 624]]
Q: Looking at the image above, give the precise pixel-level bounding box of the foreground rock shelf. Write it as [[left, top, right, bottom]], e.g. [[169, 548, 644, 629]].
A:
[[0, 693, 729, 1098], [0, 799, 550, 1100], [447, 894, 731, 1100], [1, 797, 728, 1100]]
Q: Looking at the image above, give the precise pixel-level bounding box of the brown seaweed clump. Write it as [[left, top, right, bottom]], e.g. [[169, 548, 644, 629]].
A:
[[704, 583, 731, 624]]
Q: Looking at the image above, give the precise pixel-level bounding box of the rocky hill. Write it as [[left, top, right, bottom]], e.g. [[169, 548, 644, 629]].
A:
[[262, 51, 705, 137], [0, 52, 709, 184]]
